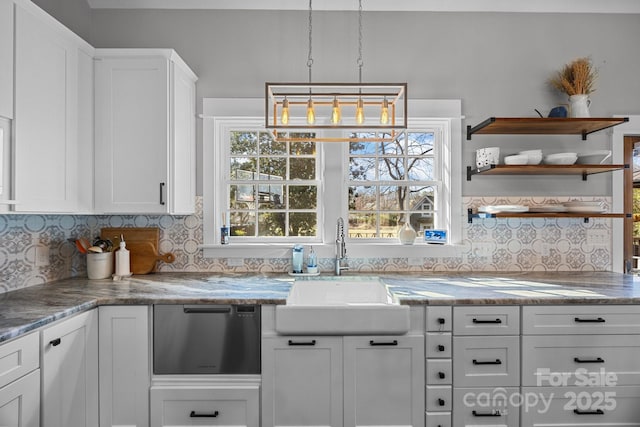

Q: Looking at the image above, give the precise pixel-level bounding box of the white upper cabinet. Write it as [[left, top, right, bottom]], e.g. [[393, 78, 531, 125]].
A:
[[94, 49, 197, 214], [0, 0, 14, 120], [12, 0, 94, 213]]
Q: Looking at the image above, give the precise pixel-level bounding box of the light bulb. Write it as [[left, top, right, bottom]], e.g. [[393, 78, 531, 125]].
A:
[[355, 97, 365, 124], [306, 98, 315, 124], [281, 97, 290, 125], [380, 98, 389, 125], [331, 97, 341, 124]]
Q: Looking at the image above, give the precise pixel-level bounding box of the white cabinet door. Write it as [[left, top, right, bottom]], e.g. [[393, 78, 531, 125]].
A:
[[99, 305, 150, 427], [94, 49, 197, 214], [0, 369, 40, 427], [13, 5, 78, 212], [41, 309, 98, 427], [343, 335, 424, 427], [262, 336, 343, 427], [0, 0, 13, 120]]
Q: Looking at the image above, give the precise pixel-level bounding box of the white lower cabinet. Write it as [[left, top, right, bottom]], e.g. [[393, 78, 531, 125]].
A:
[[520, 386, 640, 426], [262, 336, 343, 427], [453, 387, 520, 427], [41, 309, 98, 427], [0, 332, 40, 427], [150, 385, 259, 427], [262, 334, 424, 427], [99, 305, 150, 427]]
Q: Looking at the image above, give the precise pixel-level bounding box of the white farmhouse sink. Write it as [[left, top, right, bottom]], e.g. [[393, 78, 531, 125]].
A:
[[275, 278, 410, 335]]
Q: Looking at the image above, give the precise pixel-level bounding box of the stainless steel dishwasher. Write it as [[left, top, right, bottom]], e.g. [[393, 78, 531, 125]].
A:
[[153, 304, 261, 375]]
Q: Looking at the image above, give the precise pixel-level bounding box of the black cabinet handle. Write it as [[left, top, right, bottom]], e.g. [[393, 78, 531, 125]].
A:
[[438, 371, 446, 379], [159, 182, 166, 205], [472, 318, 502, 324], [573, 409, 604, 415], [288, 340, 316, 346], [473, 359, 502, 365], [369, 340, 398, 346], [438, 398, 445, 406], [437, 345, 446, 351], [574, 317, 605, 323], [437, 317, 446, 324], [473, 410, 502, 417], [574, 357, 605, 363], [190, 410, 219, 418], [49, 338, 61, 347]]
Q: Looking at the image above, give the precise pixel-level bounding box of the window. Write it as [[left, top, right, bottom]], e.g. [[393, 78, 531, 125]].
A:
[[202, 99, 462, 258]]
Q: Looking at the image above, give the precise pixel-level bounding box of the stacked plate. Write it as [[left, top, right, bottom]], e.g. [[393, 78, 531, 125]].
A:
[[478, 205, 529, 214], [563, 201, 606, 213], [528, 204, 568, 213]]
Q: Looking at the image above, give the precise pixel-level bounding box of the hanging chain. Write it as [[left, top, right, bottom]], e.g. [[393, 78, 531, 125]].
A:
[[357, 0, 363, 83], [307, 0, 313, 84]]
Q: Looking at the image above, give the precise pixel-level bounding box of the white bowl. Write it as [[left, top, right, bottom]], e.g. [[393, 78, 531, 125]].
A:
[[576, 150, 612, 165], [543, 152, 578, 165], [518, 150, 543, 165], [504, 154, 529, 165]]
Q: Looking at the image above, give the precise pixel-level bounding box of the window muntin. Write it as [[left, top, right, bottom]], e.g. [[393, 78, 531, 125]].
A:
[[226, 130, 320, 239], [347, 130, 440, 239]]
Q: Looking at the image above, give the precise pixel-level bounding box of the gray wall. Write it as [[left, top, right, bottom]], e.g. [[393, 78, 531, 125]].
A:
[[32, 0, 92, 43], [85, 10, 640, 196]]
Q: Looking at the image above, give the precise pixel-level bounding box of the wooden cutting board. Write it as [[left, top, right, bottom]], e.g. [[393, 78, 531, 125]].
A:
[[100, 227, 164, 274]]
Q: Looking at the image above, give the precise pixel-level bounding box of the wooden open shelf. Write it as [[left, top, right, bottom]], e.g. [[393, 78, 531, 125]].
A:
[[466, 117, 629, 140], [467, 164, 628, 181], [468, 208, 630, 223]]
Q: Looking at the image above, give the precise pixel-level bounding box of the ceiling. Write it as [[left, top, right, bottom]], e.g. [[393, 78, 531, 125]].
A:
[[86, 0, 640, 13]]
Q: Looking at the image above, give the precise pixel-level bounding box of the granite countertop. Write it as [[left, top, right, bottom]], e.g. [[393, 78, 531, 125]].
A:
[[1, 271, 640, 343]]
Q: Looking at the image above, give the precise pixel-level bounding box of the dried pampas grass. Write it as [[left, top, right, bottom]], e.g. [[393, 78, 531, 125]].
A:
[[549, 57, 597, 96]]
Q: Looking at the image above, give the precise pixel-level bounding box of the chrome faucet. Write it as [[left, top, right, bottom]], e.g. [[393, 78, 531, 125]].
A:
[[335, 217, 349, 275]]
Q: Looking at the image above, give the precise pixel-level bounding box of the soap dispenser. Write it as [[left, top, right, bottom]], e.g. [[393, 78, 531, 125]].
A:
[[115, 234, 131, 277], [307, 246, 318, 274]]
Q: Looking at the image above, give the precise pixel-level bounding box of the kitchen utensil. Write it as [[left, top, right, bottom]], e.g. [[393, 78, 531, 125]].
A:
[[87, 246, 103, 253], [75, 239, 89, 254], [126, 241, 175, 275]]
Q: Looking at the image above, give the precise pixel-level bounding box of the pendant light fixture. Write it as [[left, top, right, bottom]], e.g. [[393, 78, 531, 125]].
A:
[[265, 0, 407, 143]]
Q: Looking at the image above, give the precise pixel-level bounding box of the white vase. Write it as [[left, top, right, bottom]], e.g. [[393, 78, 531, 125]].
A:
[[397, 222, 417, 245], [569, 94, 591, 118]]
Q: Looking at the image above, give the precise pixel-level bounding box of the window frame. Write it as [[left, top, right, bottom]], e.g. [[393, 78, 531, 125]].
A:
[[202, 98, 462, 260]]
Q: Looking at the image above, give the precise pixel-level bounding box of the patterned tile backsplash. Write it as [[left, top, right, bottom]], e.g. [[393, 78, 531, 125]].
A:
[[0, 196, 614, 293]]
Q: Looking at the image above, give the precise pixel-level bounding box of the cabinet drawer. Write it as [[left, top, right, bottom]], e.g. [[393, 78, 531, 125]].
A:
[[426, 306, 452, 332], [453, 387, 520, 427], [426, 359, 452, 385], [426, 333, 451, 358], [426, 411, 451, 427], [150, 386, 259, 427], [522, 305, 640, 335], [0, 368, 40, 427], [520, 386, 640, 426], [426, 385, 452, 412], [522, 334, 640, 386], [453, 336, 519, 387], [453, 306, 520, 336], [0, 333, 39, 388]]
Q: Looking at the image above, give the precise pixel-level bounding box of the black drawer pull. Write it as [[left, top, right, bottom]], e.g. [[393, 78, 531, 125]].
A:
[[370, 340, 398, 346], [573, 409, 604, 415], [472, 318, 502, 324], [159, 182, 166, 205], [473, 410, 502, 417], [574, 357, 605, 363], [437, 345, 446, 351], [438, 398, 445, 406], [438, 371, 446, 379], [473, 359, 502, 365], [49, 338, 61, 347], [190, 410, 219, 418], [438, 317, 446, 324], [574, 317, 605, 323], [288, 340, 316, 346]]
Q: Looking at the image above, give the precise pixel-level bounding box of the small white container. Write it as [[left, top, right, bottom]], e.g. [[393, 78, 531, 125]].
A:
[[476, 147, 500, 168], [87, 252, 113, 279]]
